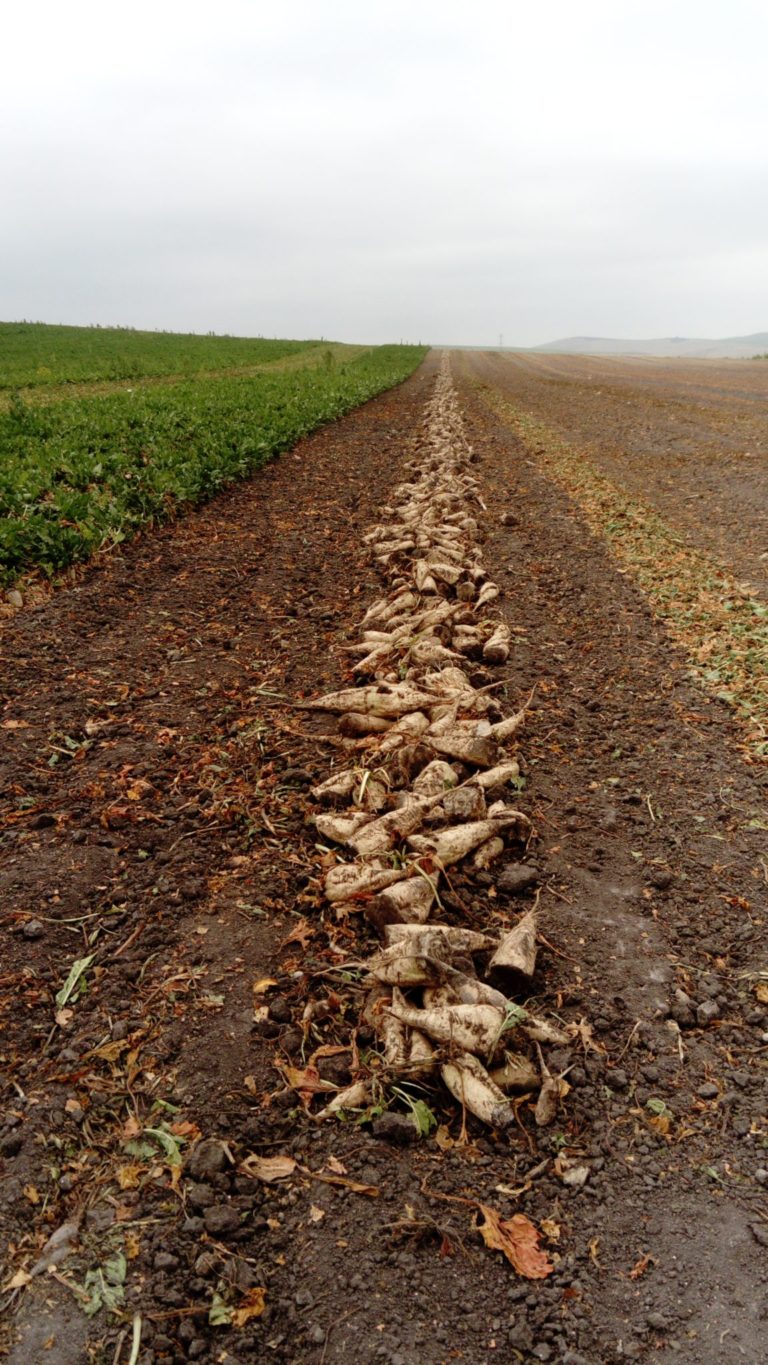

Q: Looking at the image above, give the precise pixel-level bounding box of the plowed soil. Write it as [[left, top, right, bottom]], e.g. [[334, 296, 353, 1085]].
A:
[[2, 350, 767, 1365]]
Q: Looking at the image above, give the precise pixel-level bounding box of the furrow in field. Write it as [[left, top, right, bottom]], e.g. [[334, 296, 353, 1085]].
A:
[[473, 383, 768, 759]]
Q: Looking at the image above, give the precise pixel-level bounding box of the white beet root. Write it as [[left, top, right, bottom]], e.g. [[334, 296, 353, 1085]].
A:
[[388, 988, 506, 1056], [440, 1052, 515, 1128]]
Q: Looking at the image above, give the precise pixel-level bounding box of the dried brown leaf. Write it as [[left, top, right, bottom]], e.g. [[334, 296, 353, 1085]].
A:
[[240, 1154, 297, 1183], [232, 1287, 267, 1327], [476, 1205, 553, 1279], [280, 917, 315, 950], [630, 1252, 655, 1280], [253, 977, 278, 995]]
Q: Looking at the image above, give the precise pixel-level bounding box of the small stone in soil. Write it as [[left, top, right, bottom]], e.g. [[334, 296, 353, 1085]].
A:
[[372, 1112, 418, 1146], [647, 1311, 668, 1330], [268, 996, 293, 1024], [697, 1082, 719, 1099], [187, 1182, 216, 1210], [697, 1000, 720, 1026], [194, 1251, 218, 1276], [154, 1251, 179, 1270], [606, 1069, 628, 1091], [498, 863, 538, 893], [21, 919, 44, 939], [187, 1137, 228, 1179], [648, 868, 673, 890], [203, 1205, 240, 1237]]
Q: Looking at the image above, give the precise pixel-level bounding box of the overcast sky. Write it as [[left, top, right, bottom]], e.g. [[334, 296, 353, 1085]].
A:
[[2, 0, 767, 346]]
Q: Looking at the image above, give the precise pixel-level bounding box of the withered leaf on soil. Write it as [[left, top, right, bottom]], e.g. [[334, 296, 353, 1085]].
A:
[[630, 1252, 655, 1280], [476, 1205, 554, 1279], [232, 1286, 267, 1326], [540, 1218, 561, 1243], [253, 977, 278, 995], [279, 1064, 336, 1094], [280, 916, 315, 950], [310, 1170, 379, 1196], [240, 1154, 297, 1183], [3, 1268, 32, 1291]]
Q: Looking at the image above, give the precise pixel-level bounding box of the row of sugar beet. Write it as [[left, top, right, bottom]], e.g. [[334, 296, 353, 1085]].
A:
[[301, 356, 568, 1131]]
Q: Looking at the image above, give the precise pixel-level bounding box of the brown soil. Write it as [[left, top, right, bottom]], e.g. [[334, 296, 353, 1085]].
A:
[[2, 351, 767, 1365], [462, 350, 768, 597]]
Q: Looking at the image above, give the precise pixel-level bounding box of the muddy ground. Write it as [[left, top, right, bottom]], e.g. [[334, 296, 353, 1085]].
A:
[[1, 350, 767, 1365]]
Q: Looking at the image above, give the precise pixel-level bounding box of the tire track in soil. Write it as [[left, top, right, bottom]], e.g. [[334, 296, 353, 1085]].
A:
[[1, 352, 767, 1365]]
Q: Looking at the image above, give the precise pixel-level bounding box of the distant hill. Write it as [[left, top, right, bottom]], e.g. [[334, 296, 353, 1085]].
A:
[[531, 333, 768, 360]]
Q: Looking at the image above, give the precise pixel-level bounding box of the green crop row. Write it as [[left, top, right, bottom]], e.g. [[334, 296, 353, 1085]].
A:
[[0, 345, 427, 585], [0, 322, 323, 389]]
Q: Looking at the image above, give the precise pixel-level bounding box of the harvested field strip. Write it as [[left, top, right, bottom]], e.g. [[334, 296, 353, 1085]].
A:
[[478, 386, 768, 758], [0, 344, 425, 586], [0, 342, 371, 412]]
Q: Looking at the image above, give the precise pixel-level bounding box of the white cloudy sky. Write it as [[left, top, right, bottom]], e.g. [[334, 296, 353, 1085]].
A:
[[2, 0, 767, 346]]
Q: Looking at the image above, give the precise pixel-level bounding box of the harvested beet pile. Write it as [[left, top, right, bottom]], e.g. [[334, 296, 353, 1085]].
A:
[[294, 357, 571, 1132]]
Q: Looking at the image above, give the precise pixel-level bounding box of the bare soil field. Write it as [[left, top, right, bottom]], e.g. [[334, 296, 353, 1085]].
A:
[[2, 351, 767, 1365], [464, 350, 768, 597]]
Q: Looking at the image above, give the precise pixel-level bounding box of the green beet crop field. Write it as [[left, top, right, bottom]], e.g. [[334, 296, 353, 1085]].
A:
[[0, 324, 426, 585]]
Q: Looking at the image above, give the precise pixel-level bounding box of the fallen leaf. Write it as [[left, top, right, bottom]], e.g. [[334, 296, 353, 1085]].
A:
[[567, 1016, 607, 1055], [476, 1205, 553, 1279], [310, 1169, 379, 1197], [646, 1113, 671, 1138], [253, 977, 278, 995], [588, 1236, 602, 1268], [117, 1164, 143, 1190], [755, 982, 768, 1004], [88, 1039, 129, 1063], [435, 1124, 454, 1151], [327, 1155, 347, 1174], [240, 1154, 297, 1183], [630, 1252, 655, 1280], [309, 1205, 326, 1223], [540, 1218, 561, 1243], [23, 1185, 40, 1205], [495, 1181, 533, 1200], [2, 718, 30, 729], [278, 1063, 335, 1107], [232, 1286, 267, 1327], [170, 1120, 201, 1141], [280, 917, 314, 950], [3, 1268, 32, 1291], [125, 1232, 141, 1260]]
